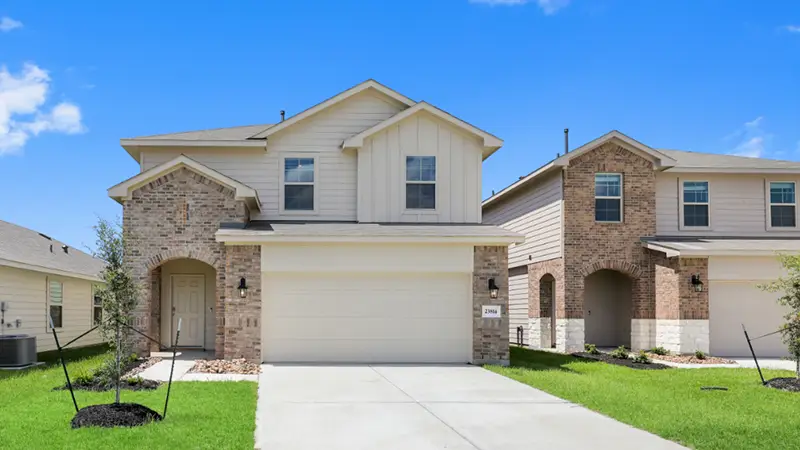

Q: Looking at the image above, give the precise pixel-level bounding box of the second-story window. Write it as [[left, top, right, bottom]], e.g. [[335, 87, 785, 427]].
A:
[[406, 156, 436, 209], [594, 173, 622, 222], [284, 157, 315, 211], [682, 181, 709, 227], [770, 182, 796, 228]]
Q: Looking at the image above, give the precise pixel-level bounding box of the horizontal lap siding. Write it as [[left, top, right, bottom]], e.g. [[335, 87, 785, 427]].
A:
[[508, 271, 529, 345], [0, 266, 102, 353], [483, 171, 563, 267], [141, 91, 406, 221]]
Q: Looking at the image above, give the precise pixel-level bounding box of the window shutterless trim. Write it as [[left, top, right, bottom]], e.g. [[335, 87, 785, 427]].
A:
[[766, 179, 798, 230], [679, 179, 711, 230], [279, 154, 319, 215], [404, 156, 437, 211], [47, 277, 64, 330], [594, 173, 623, 223]]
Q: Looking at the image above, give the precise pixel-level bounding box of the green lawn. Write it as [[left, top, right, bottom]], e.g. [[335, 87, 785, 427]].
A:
[[0, 351, 257, 449], [487, 347, 800, 450]]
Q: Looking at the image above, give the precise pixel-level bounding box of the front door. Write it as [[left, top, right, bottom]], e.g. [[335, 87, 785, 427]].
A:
[[172, 275, 204, 347]]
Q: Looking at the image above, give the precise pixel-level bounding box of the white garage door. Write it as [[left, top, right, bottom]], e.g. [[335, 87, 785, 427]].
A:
[[710, 281, 788, 358], [261, 272, 472, 363]]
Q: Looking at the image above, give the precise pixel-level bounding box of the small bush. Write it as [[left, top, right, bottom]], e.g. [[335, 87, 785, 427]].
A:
[[609, 345, 629, 360], [694, 350, 707, 360], [650, 346, 669, 356], [633, 350, 651, 364], [73, 372, 94, 385], [584, 343, 600, 355], [127, 376, 143, 386]]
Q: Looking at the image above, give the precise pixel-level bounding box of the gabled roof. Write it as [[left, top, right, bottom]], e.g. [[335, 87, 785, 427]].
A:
[[0, 220, 105, 281], [341, 102, 504, 160], [248, 79, 417, 139], [108, 155, 261, 211]]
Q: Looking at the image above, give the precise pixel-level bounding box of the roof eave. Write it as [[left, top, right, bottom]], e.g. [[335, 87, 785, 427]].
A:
[[0, 257, 103, 282], [665, 167, 800, 174], [215, 229, 523, 246]]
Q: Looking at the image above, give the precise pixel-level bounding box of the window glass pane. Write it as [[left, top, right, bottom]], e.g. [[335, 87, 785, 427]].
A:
[[49, 281, 62, 304], [50, 305, 62, 328], [285, 185, 314, 210], [406, 156, 436, 182], [93, 307, 102, 326], [595, 198, 621, 222], [683, 204, 709, 227], [93, 294, 102, 307], [770, 182, 795, 204], [406, 184, 436, 209], [594, 174, 621, 197], [771, 205, 796, 227], [683, 182, 709, 203], [284, 158, 314, 183]]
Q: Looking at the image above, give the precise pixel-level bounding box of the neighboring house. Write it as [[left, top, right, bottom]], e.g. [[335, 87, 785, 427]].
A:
[[108, 80, 521, 364], [0, 220, 105, 352], [483, 130, 799, 358]]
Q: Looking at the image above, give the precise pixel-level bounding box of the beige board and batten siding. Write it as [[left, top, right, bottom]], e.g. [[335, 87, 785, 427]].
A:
[[140, 91, 408, 222], [357, 111, 483, 223], [508, 267, 529, 346], [656, 172, 800, 236], [483, 170, 563, 268], [0, 266, 102, 352]]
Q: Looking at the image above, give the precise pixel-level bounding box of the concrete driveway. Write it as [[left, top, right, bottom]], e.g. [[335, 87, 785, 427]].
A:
[[255, 364, 685, 450]]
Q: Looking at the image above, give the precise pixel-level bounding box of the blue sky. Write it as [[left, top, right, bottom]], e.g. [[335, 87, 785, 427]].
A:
[[1, 0, 798, 250]]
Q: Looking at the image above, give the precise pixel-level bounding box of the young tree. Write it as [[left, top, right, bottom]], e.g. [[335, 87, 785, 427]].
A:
[[759, 253, 800, 378], [92, 218, 139, 402]]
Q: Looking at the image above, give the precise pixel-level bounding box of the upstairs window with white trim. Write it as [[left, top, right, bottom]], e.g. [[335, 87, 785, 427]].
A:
[[49, 280, 63, 329], [406, 156, 436, 210], [594, 174, 622, 222], [682, 181, 710, 227], [92, 285, 103, 326], [283, 158, 315, 211], [770, 182, 796, 228]]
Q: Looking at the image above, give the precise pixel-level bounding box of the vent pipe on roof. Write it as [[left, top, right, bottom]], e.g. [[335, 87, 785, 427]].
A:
[[564, 128, 569, 153], [62, 245, 69, 254], [280, 110, 286, 122]]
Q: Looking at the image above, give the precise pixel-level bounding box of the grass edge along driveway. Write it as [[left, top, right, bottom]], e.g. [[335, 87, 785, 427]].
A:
[[0, 350, 257, 450], [486, 347, 799, 450]]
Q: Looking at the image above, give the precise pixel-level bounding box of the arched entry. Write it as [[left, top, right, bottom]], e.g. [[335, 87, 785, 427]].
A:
[[539, 274, 556, 348], [584, 269, 632, 348]]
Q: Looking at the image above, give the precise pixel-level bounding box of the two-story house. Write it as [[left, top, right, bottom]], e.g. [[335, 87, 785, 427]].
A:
[[108, 80, 521, 365], [483, 130, 800, 358]]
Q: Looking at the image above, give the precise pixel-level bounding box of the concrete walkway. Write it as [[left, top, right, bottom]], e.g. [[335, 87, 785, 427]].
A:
[[255, 364, 686, 450], [139, 359, 257, 382]]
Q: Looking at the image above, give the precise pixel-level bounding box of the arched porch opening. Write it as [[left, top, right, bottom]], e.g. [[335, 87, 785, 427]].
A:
[[583, 269, 632, 348]]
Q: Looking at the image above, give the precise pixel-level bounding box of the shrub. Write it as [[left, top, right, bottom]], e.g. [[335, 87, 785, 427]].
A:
[[127, 376, 143, 386], [609, 345, 629, 360], [694, 350, 707, 360], [73, 372, 94, 385], [650, 346, 669, 356], [584, 343, 600, 355], [633, 350, 651, 364]]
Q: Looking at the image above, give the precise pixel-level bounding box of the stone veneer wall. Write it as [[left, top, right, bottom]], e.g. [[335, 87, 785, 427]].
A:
[[527, 258, 565, 349], [123, 167, 257, 359], [473, 246, 510, 365], [652, 253, 710, 352]]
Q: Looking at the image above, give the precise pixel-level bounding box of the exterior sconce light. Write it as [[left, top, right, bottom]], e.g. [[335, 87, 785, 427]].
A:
[[237, 277, 248, 299], [691, 274, 704, 292], [488, 278, 499, 299]]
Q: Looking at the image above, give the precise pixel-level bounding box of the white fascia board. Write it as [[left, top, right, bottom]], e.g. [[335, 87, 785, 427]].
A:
[[0, 258, 103, 282], [215, 230, 523, 246], [665, 167, 800, 174], [120, 139, 266, 148], [642, 242, 682, 258], [554, 131, 677, 169]]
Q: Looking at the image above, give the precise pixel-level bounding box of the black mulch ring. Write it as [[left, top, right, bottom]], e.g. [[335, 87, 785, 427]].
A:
[[764, 377, 800, 392], [572, 352, 671, 370], [71, 403, 163, 429], [54, 378, 161, 392]]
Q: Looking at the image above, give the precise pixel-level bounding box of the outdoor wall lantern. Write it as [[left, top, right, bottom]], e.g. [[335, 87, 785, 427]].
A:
[[488, 278, 499, 299], [691, 274, 704, 292], [237, 277, 248, 299]]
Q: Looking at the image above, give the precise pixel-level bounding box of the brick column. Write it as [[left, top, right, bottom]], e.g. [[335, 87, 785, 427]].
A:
[[527, 258, 565, 349], [473, 246, 510, 366], [653, 253, 709, 354], [223, 245, 262, 361]]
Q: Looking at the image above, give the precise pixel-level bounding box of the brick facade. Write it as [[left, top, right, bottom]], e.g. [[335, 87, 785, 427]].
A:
[[473, 246, 510, 365], [123, 167, 260, 360], [654, 254, 709, 320], [223, 245, 262, 360]]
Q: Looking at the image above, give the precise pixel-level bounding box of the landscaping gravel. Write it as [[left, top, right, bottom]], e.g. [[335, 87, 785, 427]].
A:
[[648, 353, 735, 365], [71, 403, 162, 429], [572, 352, 671, 370], [123, 357, 163, 378], [190, 358, 260, 375], [764, 377, 800, 392]]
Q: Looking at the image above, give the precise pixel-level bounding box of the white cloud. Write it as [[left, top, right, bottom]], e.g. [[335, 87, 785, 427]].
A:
[[469, 0, 570, 14], [0, 17, 23, 32], [728, 116, 770, 158], [783, 25, 800, 33], [0, 63, 85, 155]]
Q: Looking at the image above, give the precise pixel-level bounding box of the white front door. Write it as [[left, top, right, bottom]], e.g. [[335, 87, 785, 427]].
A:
[[172, 275, 205, 347]]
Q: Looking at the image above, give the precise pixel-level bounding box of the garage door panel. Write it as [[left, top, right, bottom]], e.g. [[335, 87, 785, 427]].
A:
[[710, 281, 789, 358], [264, 338, 470, 363], [265, 317, 471, 340]]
